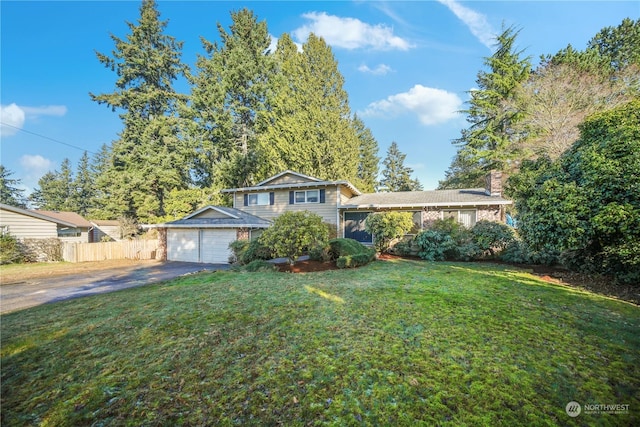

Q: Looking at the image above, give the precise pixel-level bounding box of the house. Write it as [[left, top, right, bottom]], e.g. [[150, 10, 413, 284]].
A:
[[0, 203, 93, 243], [158, 170, 512, 263]]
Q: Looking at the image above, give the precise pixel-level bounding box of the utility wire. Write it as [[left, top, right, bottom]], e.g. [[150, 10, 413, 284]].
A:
[[0, 122, 99, 155]]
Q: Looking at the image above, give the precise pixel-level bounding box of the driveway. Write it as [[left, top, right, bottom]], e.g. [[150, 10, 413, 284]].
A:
[[0, 261, 229, 314]]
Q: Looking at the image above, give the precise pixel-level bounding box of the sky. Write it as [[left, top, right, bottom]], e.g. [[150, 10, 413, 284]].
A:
[[1, 0, 638, 194]]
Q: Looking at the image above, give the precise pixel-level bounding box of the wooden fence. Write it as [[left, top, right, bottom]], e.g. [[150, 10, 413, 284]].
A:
[[62, 240, 159, 263]]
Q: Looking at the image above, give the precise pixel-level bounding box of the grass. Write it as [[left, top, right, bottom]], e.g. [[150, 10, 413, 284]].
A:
[[1, 259, 638, 426]]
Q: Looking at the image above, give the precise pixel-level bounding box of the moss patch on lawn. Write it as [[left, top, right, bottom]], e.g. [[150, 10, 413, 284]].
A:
[[1, 260, 638, 426]]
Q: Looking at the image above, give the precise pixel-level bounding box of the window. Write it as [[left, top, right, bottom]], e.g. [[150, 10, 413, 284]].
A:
[[58, 227, 81, 237], [294, 189, 319, 204], [248, 193, 270, 206], [442, 209, 477, 228]]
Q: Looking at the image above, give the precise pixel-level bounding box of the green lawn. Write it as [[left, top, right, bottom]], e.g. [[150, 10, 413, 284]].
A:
[[1, 259, 638, 426]]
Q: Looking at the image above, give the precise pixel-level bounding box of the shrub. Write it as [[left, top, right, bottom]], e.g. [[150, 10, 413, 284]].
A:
[[472, 220, 516, 257], [328, 238, 376, 269], [228, 239, 250, 264], [0, 234, 27, 264], [501, 240, 560, 266], [259, 211, 329, 265], [242, 259, 278, 273], [21, 238, 63, 262], [414, 230, 455, 261], [365, 212, 414, 253]]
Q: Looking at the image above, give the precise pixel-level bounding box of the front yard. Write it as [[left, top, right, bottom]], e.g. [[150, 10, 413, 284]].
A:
[[1, 259, 638, 425]]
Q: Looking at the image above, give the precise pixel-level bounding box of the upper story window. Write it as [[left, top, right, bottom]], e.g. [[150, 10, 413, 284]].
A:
[[294, 189, 319, 204], [244, 192, 274, 206], [248, 193, 270, 206]]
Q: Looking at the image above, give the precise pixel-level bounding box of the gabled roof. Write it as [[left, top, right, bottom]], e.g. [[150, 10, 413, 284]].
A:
[[221, 171, 362, 196], [342, 188, 512, 209], [255, 170, 322, 186], [0, 203, 79, 228], [36, 210, 92, 228], [158, 206, 271, 229]]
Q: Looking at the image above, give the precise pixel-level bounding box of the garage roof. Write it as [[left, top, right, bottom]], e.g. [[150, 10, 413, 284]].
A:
[[158, 206, 271, 229]]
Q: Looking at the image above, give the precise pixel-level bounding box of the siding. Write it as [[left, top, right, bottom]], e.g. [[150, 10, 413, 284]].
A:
[[235, 186, 340, 224], [266, 174, 316, 185], [0, 209, 58, 239]]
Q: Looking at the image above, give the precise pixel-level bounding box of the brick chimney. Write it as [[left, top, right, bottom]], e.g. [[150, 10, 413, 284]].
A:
[[485, 170, 503, 197]]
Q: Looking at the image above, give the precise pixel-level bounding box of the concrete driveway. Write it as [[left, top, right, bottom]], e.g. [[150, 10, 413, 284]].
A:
[[0, 261, 229, 314]]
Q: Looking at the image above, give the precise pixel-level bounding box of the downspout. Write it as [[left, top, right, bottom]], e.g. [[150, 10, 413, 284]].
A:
[[336, 185, 341, 238]]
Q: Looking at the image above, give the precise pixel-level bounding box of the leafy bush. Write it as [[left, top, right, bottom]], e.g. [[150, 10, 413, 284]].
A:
[[0, 234, 26, 264], [328, 238, 375, 269], [414, 230, 455, 261], [259, 211, 329, 265], [507, 100, 640, 284], [242, 259, 278, 273], [228, 239, 273, 265], [365, 212, 414, 253], [472, 220, 516, 257], [501, 240, 560, 266], [21, 238, 63, 262]]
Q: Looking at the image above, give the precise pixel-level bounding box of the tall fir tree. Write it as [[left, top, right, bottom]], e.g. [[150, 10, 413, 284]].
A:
[[256, 33, 360, 183], [442, 25, 531, 188], [90, 0, 189, 222], [0, 166, 26, 208], [379, 142, 422, 192], [352, 114, 380, 193], [188, 8, 274, 188], [70, 152, 96, 217], [29, 159, 73, 210]]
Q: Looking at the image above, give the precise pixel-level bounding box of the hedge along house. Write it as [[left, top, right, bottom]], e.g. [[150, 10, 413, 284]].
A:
[[158, 170, 512, 263]]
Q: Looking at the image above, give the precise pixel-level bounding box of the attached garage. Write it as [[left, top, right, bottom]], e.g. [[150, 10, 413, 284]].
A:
[[160, 206, 271, 264]]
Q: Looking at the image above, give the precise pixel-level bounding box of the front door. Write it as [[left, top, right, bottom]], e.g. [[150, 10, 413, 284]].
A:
[[344, 212, 372, 243]]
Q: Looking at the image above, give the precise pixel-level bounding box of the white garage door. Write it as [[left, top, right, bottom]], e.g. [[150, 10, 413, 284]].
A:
[[168, 229, 237, 263], [167, 229, 199, 262], [200, 229, 236, 264]]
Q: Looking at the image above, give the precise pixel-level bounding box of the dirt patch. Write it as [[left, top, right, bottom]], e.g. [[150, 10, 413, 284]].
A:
[[275, 260, 340, 273]]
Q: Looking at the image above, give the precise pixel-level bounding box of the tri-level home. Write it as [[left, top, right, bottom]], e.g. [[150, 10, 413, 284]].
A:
[[158, 170, 512, 264]]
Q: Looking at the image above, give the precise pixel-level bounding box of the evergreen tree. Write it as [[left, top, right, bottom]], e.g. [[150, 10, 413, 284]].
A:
[[256, 33, 360, 183], [188, 8, 274, 188], [90, 0, 189, 222], [30, 159, 73, 210], [443, 26, 531, 188], [352, 114, 380, 193], [0, 166, 26, 208], [587, 17, 640, 71], [379, 142, 422, 192], [71, 152, 96, 217]]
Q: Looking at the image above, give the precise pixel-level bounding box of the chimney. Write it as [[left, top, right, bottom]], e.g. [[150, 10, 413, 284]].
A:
[[485, 170, 503, 197]]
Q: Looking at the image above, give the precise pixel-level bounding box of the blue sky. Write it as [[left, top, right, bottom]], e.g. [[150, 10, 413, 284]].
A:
[[1, 1, 638, 194]]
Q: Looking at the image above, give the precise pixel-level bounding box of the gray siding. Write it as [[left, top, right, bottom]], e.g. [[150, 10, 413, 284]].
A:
[[0, 209, 58, 239]]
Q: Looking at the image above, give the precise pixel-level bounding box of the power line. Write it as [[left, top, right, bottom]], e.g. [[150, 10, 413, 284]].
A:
[[0, 122, 99, 155]]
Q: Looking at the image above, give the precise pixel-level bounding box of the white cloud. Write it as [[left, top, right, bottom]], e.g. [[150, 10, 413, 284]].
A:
[[362, 84, 462, 125], [358, 63, 393, 75], [0, 104, 26, 137], [20, 154, 54, 189], [0, 103, 67, 138], [437, 0, 496, 50], [292, 12, 413, 51]]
